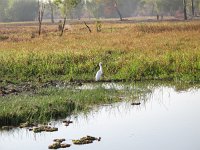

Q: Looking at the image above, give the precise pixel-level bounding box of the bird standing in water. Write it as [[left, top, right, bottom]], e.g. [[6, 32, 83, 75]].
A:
[[95, 62, 103, 81]]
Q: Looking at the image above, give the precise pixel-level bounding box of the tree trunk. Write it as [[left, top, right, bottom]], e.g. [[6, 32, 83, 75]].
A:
[[60, 14, 67, 36], [191, 0, 195, 17], [38, 0, 45, 35], [183, 0, 187, 20], [38, 0, 41, 35], [113, 1, 123, 21], [39, 23, 41, 35]]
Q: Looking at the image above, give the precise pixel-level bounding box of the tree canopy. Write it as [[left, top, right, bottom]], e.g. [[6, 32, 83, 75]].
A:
[[0, 0, 200, 22]]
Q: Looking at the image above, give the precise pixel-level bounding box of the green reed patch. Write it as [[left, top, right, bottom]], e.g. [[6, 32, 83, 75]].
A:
[[0, 86, 132, 126]]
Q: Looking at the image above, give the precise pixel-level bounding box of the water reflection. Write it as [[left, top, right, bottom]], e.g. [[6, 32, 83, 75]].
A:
[[0, 84, 200, 150], [76, 83, 135, 90]]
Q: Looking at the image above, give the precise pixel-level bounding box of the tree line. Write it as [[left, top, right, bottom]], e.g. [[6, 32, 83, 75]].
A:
[[0, 0, 200, 22]]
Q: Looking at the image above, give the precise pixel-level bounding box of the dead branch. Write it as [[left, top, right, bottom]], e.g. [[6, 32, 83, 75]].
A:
[[84, 21, 92, 33]]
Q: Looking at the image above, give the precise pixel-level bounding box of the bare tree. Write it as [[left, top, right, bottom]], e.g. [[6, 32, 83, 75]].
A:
[[38, 0, 45, 35], [54, 0, 80, 36], [183, 0, 187, 20], [60, 12, 67, 36], [48, 0, 55, 23], [113, 0, 123, 21], [191, 0, 195, 17]]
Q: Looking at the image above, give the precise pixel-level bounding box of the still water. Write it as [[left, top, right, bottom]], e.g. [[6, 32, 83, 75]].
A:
[[0, 85, 200, 150]]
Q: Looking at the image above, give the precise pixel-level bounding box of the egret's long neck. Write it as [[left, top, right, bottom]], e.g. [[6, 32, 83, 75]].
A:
[[99, 65, 103, 72]]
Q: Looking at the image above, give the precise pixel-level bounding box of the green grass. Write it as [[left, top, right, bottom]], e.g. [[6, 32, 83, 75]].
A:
[[0, 85, 134, 126], [1, 21, 200, 127], [0, 48, 199, 83], [0, 21, 200, 83], [0, 80, 199, 127]]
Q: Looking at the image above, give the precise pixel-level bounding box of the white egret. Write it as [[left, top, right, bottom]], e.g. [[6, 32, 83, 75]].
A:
[[95, 62, 103, 81]]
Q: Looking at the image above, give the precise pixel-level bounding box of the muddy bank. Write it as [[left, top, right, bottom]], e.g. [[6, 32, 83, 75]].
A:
[[1, 78, 199, 97], [0, 83, 36, 96], [0, 80, 72, 96], [0, 79, 128, 97]]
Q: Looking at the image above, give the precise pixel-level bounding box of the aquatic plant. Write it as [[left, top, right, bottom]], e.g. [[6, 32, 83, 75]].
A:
[[0, 86, 124, 126], [72, 135, 101, 145]]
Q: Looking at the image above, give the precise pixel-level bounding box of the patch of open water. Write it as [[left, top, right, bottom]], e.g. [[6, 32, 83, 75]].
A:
[[0, 85, 200, 150]]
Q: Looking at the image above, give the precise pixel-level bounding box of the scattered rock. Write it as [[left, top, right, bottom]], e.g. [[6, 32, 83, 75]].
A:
[[72, 135, 101, 145]]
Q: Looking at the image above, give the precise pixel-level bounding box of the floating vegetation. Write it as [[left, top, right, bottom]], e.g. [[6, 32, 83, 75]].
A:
[[60, 144, 71, 148], [33, 126, 58, 133], [48, 142, 71, 149], [53, 139, 66, 143], [72, 135, 101, 145], [131, 102, 141, 106], [1, 126, 14, 131], [19, 122, 36, 128], [49, 138, 71, 149], [48, 142, 61, 149], [63, 120, 73, 126]]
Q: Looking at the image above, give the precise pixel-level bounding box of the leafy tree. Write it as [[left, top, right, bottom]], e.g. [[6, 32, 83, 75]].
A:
[[159, 0, 182, 16], [0, 0, 10, 21], [54, 0, 81, 36], [54, 0, 81, 16], [5, 0, 38, 22], [85, 0, 102, 18], [38, 0, 45, 35], [48, 0, 55, 23], [139, 0, 162, 16], [73, 0, 85, 19]]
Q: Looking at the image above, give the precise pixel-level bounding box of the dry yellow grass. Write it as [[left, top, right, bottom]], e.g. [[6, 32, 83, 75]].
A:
[[0, 21, 200, 82]]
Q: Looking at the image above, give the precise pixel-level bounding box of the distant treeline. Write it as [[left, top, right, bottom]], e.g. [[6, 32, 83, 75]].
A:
[[0, 0, 38, 22], [0, 0, 200, 22]]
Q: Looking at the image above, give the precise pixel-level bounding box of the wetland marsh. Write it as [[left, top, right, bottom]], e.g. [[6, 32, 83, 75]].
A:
[[0, 21, 200, 83], [0, 20, 200, 150], [0, 82, 200, 150]]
